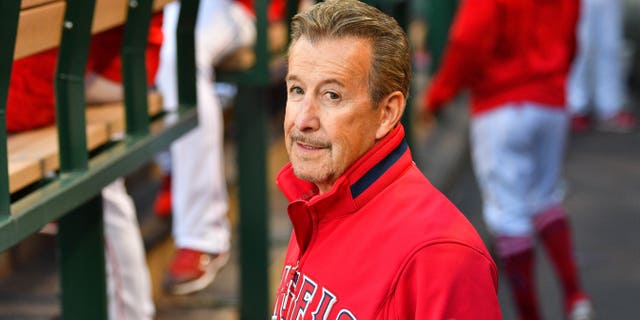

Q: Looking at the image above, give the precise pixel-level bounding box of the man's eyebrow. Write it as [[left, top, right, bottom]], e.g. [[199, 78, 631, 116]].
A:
[[286, 74, 300, 82], [320, 79, 345, 88], [285, 75, 346, 88]]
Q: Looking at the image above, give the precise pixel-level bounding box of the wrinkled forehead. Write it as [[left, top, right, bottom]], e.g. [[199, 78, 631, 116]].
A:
[[288, 36, 372, 79]]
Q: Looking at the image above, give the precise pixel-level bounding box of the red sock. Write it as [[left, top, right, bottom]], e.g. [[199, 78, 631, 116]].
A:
[[534, 207, 584, 311], [497, 237, 541, 320], [154, 174, 172, 217]]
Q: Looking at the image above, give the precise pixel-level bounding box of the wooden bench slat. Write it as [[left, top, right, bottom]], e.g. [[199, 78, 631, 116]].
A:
[[14, 0, 173, 59], [20, 0, 59, 10], [8, 160, 42, 194], [14, 1, 65, 59]]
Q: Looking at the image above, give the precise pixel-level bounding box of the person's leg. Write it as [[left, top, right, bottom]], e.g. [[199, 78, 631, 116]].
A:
[[103, 179, 155, 320], [170, 77, 230, 254], [592, 0, 625, 119], [470, 105, 541, 320], [156, 0, 256, 294], [591, 0, 636, 133], [495, 236, 538, 320], [534, 207, 590, 311], [567, 0, 595, 118], [155, 1, 180, 112], [529, 105, 593, 317], [85, 59, 154, 319]]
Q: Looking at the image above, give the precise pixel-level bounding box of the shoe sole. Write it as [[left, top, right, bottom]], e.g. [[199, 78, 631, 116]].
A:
[[166, 252, 230, 295]]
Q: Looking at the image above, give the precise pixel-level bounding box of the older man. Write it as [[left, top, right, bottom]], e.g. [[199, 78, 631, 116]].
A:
[[272, 1, 501, 319]]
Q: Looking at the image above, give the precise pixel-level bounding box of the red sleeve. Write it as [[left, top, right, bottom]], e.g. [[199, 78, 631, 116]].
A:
[[6, 49, 58, 132], [423, 0, 499, 113], [386, 243, 502, 319]]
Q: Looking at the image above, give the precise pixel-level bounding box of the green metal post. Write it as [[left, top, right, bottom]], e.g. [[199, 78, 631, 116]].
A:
[[253, 0, 269, 83], [214, 0, 271, 316], [203, 0, 271, 315], [0, 0, 20, 221], [237, 84, 270, 320], [177, 0, 199, 110], [122, 0, 153, 136], [54, 0, 107, 318], [55, 0, 96, 173], [426, 0, 458, 73], [375, 0, 415, 149], [285, 0, 298, 45], [236, 0, 270, 318], [57, 195, 107, 320]]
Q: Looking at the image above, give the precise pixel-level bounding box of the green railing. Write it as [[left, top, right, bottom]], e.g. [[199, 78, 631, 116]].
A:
[[424, 0, 458, 73], [0, 0, 199, 318], [218, 0, 271, 317]]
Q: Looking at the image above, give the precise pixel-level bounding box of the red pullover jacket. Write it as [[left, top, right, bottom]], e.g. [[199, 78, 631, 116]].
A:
[[274, 125, 502, 319], [424, 0, 579, 116]]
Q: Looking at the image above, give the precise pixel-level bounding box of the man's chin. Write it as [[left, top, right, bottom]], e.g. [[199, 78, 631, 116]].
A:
[[292, 166, 326, 184]]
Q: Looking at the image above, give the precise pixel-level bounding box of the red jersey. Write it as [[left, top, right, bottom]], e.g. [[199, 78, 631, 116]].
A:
[[424, 0, 580, 116], [273, 125, 502, 319]]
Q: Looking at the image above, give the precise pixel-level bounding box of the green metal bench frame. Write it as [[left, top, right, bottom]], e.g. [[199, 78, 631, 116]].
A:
[[0, 0, 199, 318]]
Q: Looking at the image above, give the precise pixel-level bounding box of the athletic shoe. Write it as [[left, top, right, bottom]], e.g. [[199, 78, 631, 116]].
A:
[[568, 298, 595, 320], [163, 248, 229, 295], [596, 111, 637, 133], [153, 174, 172, 217]]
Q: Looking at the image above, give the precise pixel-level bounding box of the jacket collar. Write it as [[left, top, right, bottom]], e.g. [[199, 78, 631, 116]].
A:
[[276, 124, 412, 221]]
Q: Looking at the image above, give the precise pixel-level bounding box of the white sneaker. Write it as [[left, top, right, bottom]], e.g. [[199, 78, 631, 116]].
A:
[[568, 299, 595, 320]]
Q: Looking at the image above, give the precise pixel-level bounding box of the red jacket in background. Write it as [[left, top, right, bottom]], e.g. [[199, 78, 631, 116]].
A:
[[273, 125, 501, 319], [425, 0, 580, 116], [6, 13, 163, 133]]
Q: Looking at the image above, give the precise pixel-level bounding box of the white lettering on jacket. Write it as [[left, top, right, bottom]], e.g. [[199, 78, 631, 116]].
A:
[[272, 266, 356, 320]]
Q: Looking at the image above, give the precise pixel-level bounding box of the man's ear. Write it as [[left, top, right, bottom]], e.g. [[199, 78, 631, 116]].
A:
[[375, 91, 405, 139]]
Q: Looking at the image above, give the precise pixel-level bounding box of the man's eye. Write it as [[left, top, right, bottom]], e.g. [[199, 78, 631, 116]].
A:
[[290, 86, 304, 95], [327, 92, 339, 100]]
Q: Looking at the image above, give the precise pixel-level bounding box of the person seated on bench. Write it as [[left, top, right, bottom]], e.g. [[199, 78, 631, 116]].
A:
[[6, 14, 163, 320]]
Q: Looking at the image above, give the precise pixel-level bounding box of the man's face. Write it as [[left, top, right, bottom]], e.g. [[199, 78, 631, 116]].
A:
[[284, 36, 384, 194]]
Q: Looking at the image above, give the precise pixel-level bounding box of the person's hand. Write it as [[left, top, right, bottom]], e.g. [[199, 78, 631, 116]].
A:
[[419, 103, 441, 129], [413, 93, 439, 130]]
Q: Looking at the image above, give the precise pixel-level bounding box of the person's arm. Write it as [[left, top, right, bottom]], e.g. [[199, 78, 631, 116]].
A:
[[423, 0, 499, 113], [386, 242, 502, 319]]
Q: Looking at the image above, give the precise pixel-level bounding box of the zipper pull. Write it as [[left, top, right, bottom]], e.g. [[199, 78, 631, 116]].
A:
[[286, 260, 300, 299]]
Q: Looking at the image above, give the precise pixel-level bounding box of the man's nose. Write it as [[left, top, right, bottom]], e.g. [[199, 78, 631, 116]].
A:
[[295, 98, 320, 131]]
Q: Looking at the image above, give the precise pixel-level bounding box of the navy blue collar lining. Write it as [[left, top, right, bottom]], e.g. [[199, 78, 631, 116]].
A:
[[350, 139, 408, 199]]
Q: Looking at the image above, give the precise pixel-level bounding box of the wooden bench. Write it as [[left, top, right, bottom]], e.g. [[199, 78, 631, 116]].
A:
[[0, 0, 200, 318], [7, 0, 174, 193], [8, 93, 163, 194]]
